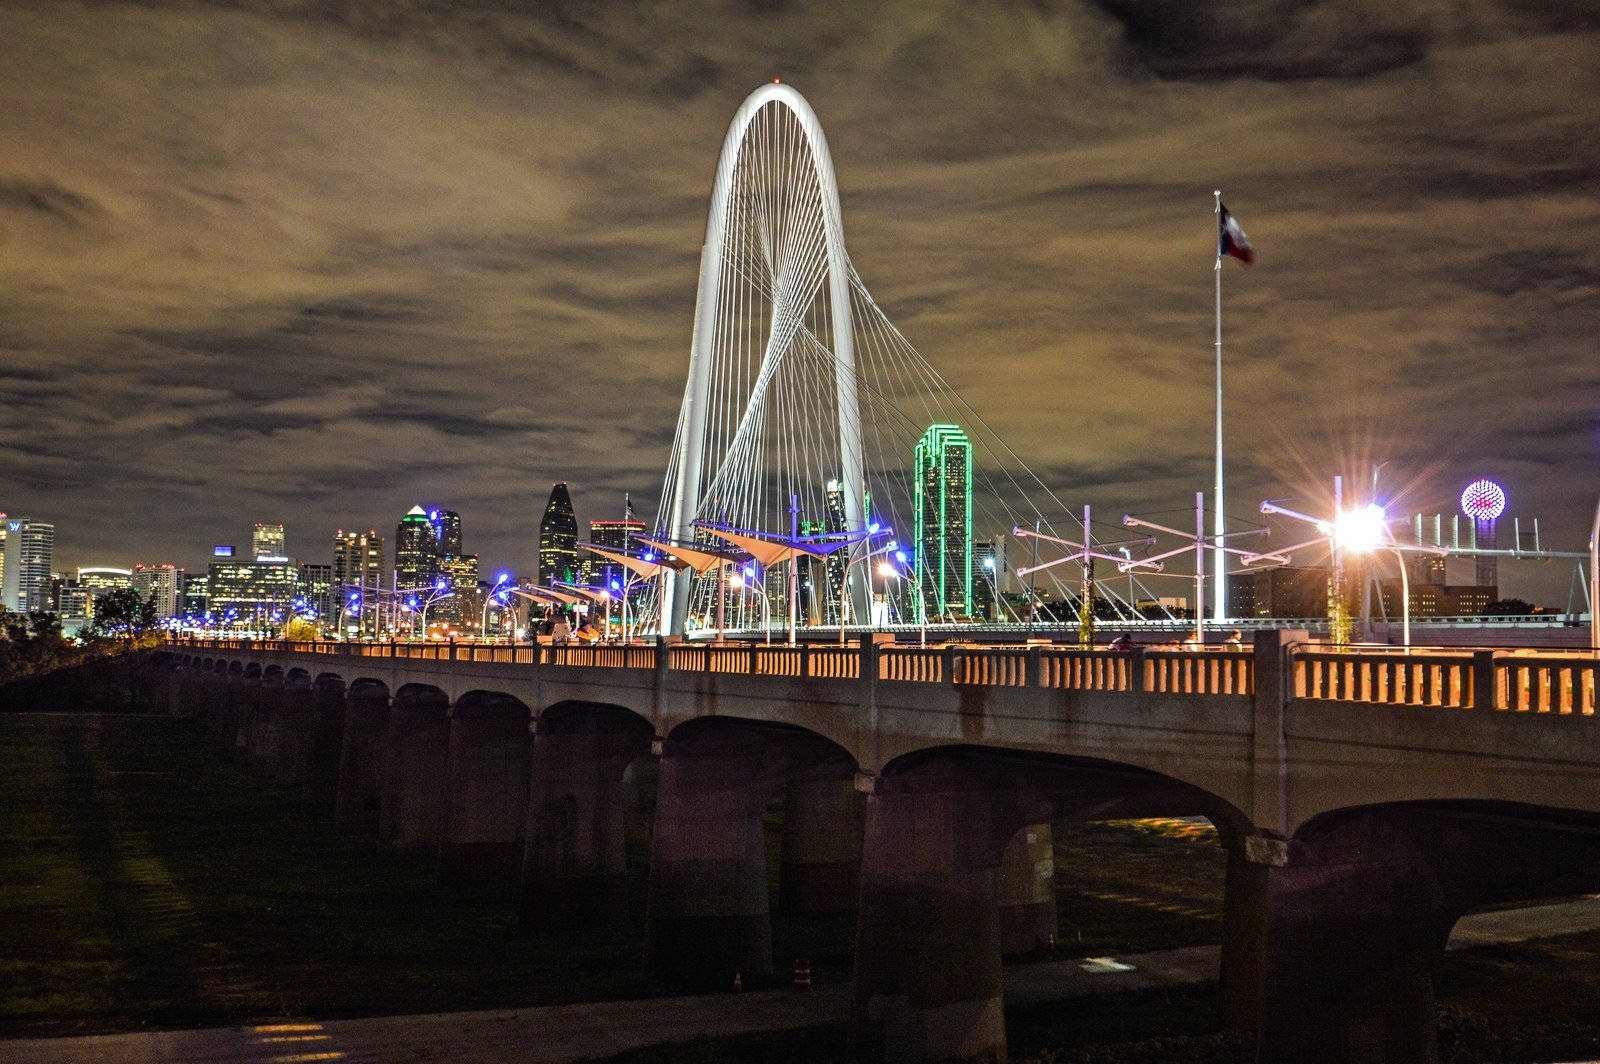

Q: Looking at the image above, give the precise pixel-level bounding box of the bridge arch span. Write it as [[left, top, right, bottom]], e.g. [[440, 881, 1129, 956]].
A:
[[1262, 798, 1600, 1063]]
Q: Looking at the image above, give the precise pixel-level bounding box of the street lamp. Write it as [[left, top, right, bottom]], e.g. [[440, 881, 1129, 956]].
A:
[[419, 579, 455, 639], [1252, 486, 1444, 650], [892, 549, 926, 647], [481, 573, 511, 641], [876, 560, 899, 627], [838, 527, 894, 646], [729, 567, 771, 646]]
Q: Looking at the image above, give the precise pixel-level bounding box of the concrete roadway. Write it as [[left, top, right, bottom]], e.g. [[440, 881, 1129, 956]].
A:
[[8, 898, 1600, 1064]]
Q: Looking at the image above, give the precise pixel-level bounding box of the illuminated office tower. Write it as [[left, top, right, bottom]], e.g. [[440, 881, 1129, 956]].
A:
[[913, 424, 972, 621], [130, 563, 182, 619], [332, 530, 385, 635], [1, 517, 56, 613], [395, 506, 439, 590], [539, 483, 578, 587], [585, 516, 645, 591], [252, 523, 286, 560]]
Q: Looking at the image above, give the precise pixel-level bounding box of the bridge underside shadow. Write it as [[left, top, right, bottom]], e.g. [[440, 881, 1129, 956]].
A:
[[848, 745, 1262, 1064], [1260, 799, 1600, 1064]]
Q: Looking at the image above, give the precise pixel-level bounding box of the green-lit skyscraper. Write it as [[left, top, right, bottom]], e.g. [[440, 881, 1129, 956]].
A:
[[913, 424, 972, 621]]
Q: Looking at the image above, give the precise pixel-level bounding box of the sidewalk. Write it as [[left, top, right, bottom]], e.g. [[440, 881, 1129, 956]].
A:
[[7, 897, 1598, 1064]]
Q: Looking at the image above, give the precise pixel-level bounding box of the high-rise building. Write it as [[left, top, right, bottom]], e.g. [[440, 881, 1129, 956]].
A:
[[252, 522, 286, 560], [180, 572, 209, 617], [973, 540, 997, 621], [51, 575, 90, 620], [584, 517, 646, 593], [437, 553, 480, 629], [78, 566, 133, 621], [913, 424, 972, 621], [1, 516, 55, 613], [208, 559, 298, 630], [432, 509, 463, 557], [130, 563, 182, 619], [332, 530, 385, 635], [539, 483, 578, 587], [395, 506, 439, 590], [297, 563, 334, 624]]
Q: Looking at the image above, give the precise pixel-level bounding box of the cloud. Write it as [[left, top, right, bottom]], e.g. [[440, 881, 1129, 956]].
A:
[[0, 1, 1596, 606]]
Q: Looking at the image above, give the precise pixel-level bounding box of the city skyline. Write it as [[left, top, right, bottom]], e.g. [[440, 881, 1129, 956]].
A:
[[2, 3, 1597, 605]]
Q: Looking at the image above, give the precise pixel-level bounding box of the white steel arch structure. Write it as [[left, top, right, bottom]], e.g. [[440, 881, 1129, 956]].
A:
[[660, 82, 867, 635]]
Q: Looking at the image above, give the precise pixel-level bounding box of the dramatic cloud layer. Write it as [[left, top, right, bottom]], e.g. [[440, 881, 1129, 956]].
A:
[[2, 0, 1597, 602]]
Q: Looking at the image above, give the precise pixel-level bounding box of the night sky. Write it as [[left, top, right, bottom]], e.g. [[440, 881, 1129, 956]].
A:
[[3, 1, 1597, 603]]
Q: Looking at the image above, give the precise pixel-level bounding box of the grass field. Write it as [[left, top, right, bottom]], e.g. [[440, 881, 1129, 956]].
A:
[[0, 713, 649, 1036]]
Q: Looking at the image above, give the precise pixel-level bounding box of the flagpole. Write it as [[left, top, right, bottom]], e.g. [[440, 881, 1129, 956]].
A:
[[1212, 190, 1226, 625]]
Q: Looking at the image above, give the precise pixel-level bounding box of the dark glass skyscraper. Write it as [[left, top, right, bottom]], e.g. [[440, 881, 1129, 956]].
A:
[[539, 483, 578, 587], [432, 509, 463, 557]]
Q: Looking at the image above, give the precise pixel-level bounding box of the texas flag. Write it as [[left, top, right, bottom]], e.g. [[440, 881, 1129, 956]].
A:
[[1218, 203, 1255, 265]]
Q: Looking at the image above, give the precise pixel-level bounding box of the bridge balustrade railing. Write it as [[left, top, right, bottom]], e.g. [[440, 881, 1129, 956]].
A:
[[1140, 650, 1254, 696], [1293, 649, 1476, 708], [878, 647, 944, 684], [1038, 650, 1132, 692], [1499, 653, 1600, 715]]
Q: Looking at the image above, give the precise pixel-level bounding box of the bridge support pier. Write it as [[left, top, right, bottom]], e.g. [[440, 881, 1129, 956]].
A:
[[850, 785, 1005, 1064], [1257, 803, 1600, 1063], [996, 822, 1056, 954], [276, 678, 314, 788], [250, 674, 285, 776], [303, 677, 346, 810], [381, 687, 451, 852], [778, 774, 864, 913], [336, 683, 390, 831], [1218, 838, 1277, 1032], [522, 702, 652, 929], [439, 694, 531, 885], [1257, 834, 1445, 1063], [645, 719, 854, 989]]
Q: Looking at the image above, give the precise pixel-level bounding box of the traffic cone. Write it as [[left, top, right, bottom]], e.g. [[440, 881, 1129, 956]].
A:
[[732, 971, 743, 993]]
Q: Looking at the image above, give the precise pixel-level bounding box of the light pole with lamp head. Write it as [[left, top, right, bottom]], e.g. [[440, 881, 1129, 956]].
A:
[[481, 573, 511, 640], [838, 529, 895, 646]]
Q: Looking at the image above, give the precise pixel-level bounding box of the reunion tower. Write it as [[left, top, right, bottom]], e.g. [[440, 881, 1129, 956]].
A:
[[1460, 478, 1506, 590]]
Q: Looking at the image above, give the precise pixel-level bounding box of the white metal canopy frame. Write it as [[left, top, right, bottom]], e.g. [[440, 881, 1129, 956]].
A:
[[659, 81, 866, 636]]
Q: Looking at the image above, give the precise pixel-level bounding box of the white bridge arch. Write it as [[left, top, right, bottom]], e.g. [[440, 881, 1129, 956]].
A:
[[660, 82, 867, 635]]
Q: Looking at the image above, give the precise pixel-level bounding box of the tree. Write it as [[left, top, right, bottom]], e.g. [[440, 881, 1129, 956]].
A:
[[93, 588, 157, 642], [283, 617, 318, 642], [1484, 598, 1535, 616]]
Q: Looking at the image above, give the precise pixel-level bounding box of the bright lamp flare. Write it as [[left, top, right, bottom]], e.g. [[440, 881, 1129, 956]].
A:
[[1336, 504, 1388, 553], [1460, 479, 1506, 522]]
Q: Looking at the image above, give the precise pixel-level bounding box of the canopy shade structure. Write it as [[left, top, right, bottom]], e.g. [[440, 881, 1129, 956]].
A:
[[508, 586, 590, 607], [694, 525, 855, 568], [635, 536, 745, 575], [581, 542, 685, 581]]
